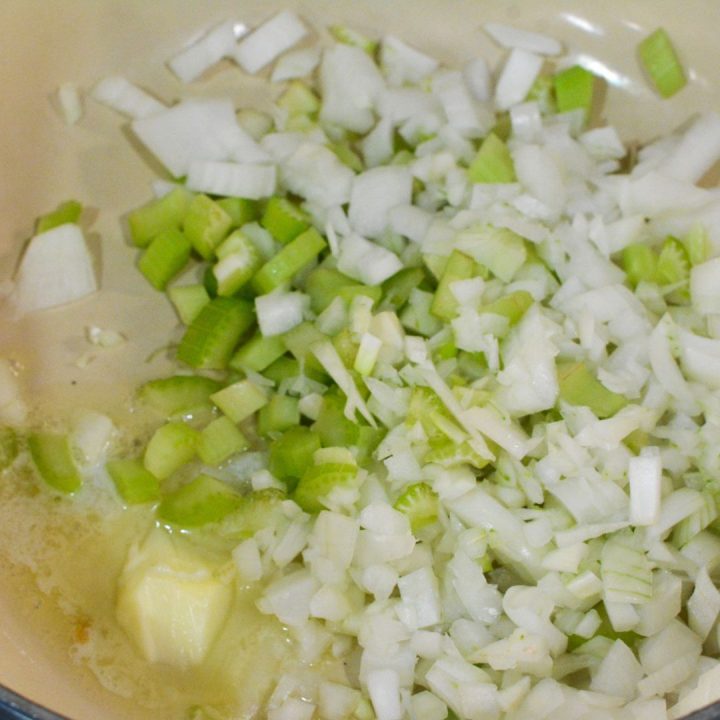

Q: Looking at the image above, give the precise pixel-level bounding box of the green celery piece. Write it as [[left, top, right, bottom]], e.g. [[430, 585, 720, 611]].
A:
[[210, 379, 268, 423], [202, 265, 219, 297], [157, 474, 242, 528], [183, 194, 233, 260], [456, 351, 488, 381], [407, 387, 446, 437], [355, 426, 385, 466], [128, 187, 192, 248], [554, 65, 596, 121], [312, 393, 360, 447], [217, 197, 259, 228], [480, 290, 534, 325], [144, 422, 198, 480], [106, 459, 160, 504], [251, 227, 327, 294], [168, 284, 211, 325], [294, 463, 358, 513], [431, 250, 477, 320], [277, 81, 321, 117], [329, 24, 378, 54], [269, 427, 321, 489], [457, 225, 526, 283], [424, 436, 490, 470], [257, 394, 300, 436], [197, 416, 249, 466], [400, 289, 444, 337], [260, 196, 311, 245], [327, 142, 365, 172], [381, 267, 427, 311], [283, 322, 329, 377], [0, 427, 19, 470], [213, 232, 262, 296], [284, 114, 317, 133], [394, 482, 440, 532], [36, 200, 82, 234], [230, 333, 286, 373], [138, 227, 192, 291], [557, 361, 628, 419], [332, 328, 359, 370], [467, 133, 516, 184], [305, 267, 379, 314], [656, 237, 689, 286], [682, 225, 710, 267], [526, 75, 556, 115], [263, 356, 300, 385], [638, 28, 686, 99], [137, 375, 222, 418], [219, 488, 286, 540], [491, 112, 512, 142], [176, 297, 255, 370], [622, 243, 657, 287], [28, 432, 82, 493], [624, 429, 649, 455]]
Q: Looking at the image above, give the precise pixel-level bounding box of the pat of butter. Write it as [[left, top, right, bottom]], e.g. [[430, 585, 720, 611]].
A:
[[116, 529, 232, 667]]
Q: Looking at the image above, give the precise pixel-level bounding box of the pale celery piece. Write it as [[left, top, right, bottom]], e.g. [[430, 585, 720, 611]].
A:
[[28, 432, 82, 493], [210, 379, 268, 423], [143, 422, 198, 480]]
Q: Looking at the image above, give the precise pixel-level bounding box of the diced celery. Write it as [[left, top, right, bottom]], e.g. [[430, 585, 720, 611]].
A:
[[278, 81, 320, 116], [263, 356, 301, 385], [400, 289, 443, 337], [36, 200, 82, 234], [638, 28, 686, 99], [197, 416, 249, 466], [332, 328, 359, 369], [424, 437, 490, 470], [219, 488, 286, 540], [106, 459, 161, 504], [176, 297, 255, 370], [294, 462, 357, 513], [284, 114, 317, 133], [283, 322, 329, 376], [467, 133, 515, 184], [624, 429, 649, 455], [656, 237, 689, 286], [216, 197, 258, 228], [682, 225, 710, 267], [183, 194, 233, 260], [257, 394, 300, 436], [157, 474, 242, 528], [458, 225, 525, 282], [260, 196, 311, 245], [355, 425, 385, 466], [557, 361, 628, 418], [329, 24, 378, 54], [526, 75, 556, 115], [138, 228, 192, 291], [212, 232, 262, 296], [168, 284, 211, 325], [268, 426, 321, 488], [480, 290, 534, 325], [554, 65, 596, 121], [381, 267, 427, 311], [28, 432, 82, 493], [251, 227, 327, 294], [230, 333, 286, 373], [305, 266, 379, 314], [210, 379, 268, 423], [338, 284, 382, 307], [327, 141, 365, 172], [431, 250, 476, 320], [312, 393, 360, 447], [394, 482, 439, 532], [202, 265, 219, 297], [137, 376, 222, 418], [143, 422, 198, 480], [0, 427, 19, 470], [491, 111, 512, 142], [622, 244, 657, 286], [128, 187, 192, 248]]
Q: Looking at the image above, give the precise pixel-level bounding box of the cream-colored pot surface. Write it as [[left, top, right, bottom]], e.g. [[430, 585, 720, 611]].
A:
[[1, 1, 719, 718]]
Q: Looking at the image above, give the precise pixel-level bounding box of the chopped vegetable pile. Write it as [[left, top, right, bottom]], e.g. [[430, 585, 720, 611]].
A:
[[5, 10, 720, 720]]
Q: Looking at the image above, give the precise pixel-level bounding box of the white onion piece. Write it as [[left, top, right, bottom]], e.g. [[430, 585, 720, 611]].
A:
[[463, 57, 492, 102], [13, 224, 96, 314], [349, 166, 412, 239], [367, 668, 403, 720], [494, 49, 543, 111], [381, 35, 438, 86], [629, 448, 663, 526], [93, 76, 164, 119], [660, 112, 720, 184], [271, 47, 321, 82], [132, 99, 268, 177], [232, 11, 308, 74], [432, 71, 485, 136], [168, 20, 244, 83], [57, 83, 82, 125], [484, 22, 563, 56], [186, 161, 275, 199], [255, 292, 307, 337], [690, 257, 720, 315]]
